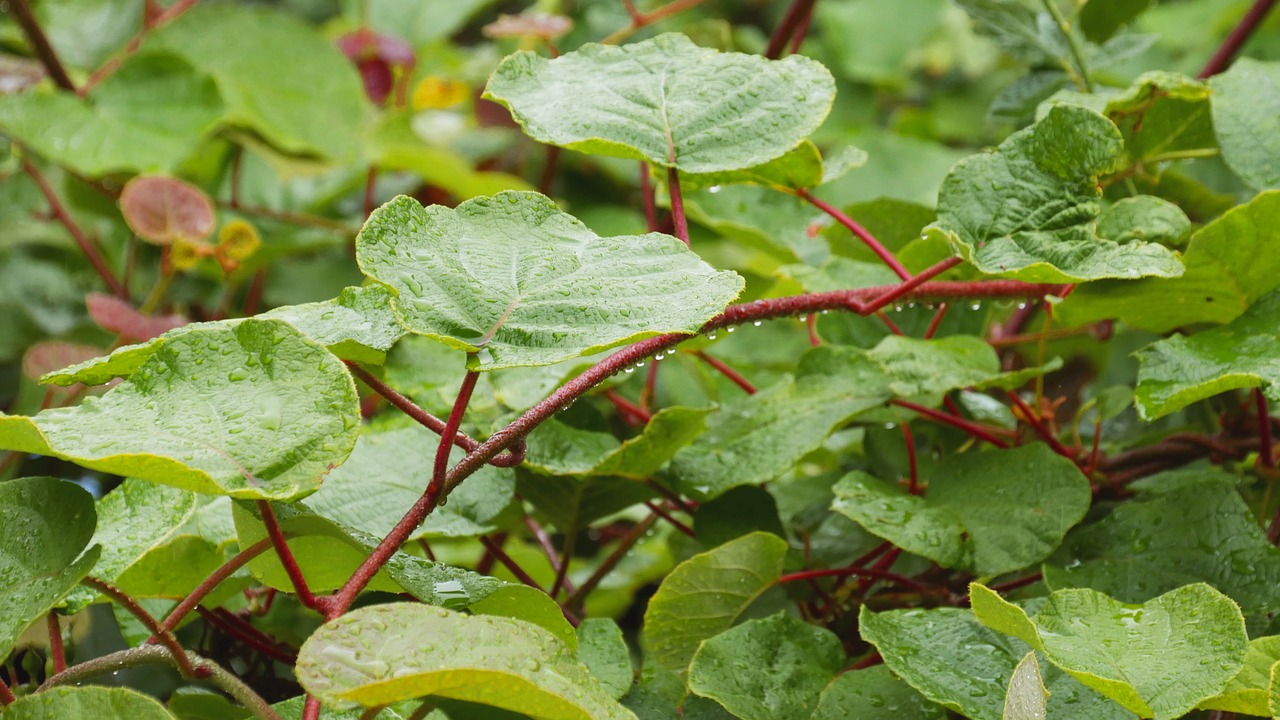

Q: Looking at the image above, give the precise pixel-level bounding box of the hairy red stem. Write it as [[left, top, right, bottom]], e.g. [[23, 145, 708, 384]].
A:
[[765, 0, 818, 59], [85, 576, 198, 678], [923, 303, 949, 338], [667, 166, 689, 245], [153, 538, 272, 637], [797, 188, 911, 281], [690, 349, 757, 394], [902, 423, 920, 495], [256, 501, 326, 613], [22, 158, 127, 297], [1198, 0, 1280, 78], [778, 566, 928, 594], [604, 388, 653, 424], [892, 399, 1012, 449]]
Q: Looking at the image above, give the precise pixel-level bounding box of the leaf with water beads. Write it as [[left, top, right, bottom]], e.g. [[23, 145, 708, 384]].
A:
[[483, 33, 835, 174], [1, 686, 178, 720], [357, 192, 743, 370], [296, 603, 636, 719], [810, 665, 946, 719], [0, 320, 360, 501]]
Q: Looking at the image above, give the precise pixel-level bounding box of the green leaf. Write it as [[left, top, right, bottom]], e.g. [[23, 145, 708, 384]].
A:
[[831, 444, 1091, 575], [357, 192, 743, 370], [687, 613, 841, 720], [1210, 58, 1280, 190], [928, 105, 1184, 282], [470, 584, 578, 652], [970, 584, 1042, 650], [1, 686, 177, 719], [576, 618, 634, 700], [676, 143, 866, 192], [1080, 0, 1154, 42], [296, 603, 636, 719], [682, 184, 828, 264], [825, 198, 937, 264], [0, 52, 223, 176], [0, 477, 97, 661], [0, 320, 360, 501], [1134, 287, 1280, 420], [1198, 635, 1280, 716], [259, 285, 407, 365], [1095, 196, 1192, 247], [365, 110, 533, 199], [978, 584, 1249, 719], [483, 33, 835, 173], [815, 0, 946, 86], [1043, 478, 1280, 624], [642, 531, 788, 678], [1058, 190, 1280, 332], [859, 605, 1134, 720], [810, 665, 946, 720], [1003, 652, 1048, 720], [1104, 72, 1215, 167], [518, 473, 657, 534], [307, 429, 516, 540], [953, 0, 1069, 65], [63, 478, 197, 612], [525, 406, 710, 478]]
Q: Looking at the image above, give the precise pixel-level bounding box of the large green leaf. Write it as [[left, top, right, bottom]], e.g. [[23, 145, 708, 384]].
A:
[[926, 105, 1183, 282], [518, 473, 657, 534], [810, 665, 946, 720], [483, 33, 834, 173], [357, 192, 742, 370], [0, 477, 98, 661], [1198, 635, 1280, 716], [682, 184, 828, 264], [642, 532, 788, 678], [296, 603, 636, 719], [1058, 190, 1280, 332], [671, 337, 1052, 499], [1, 686, 177, 719], [859, 605, 1133, 720], [0, 52, 222, 175], [145, 3, 367, 161], [971, 583, 1248, 719], [675, 143, 866, 192], [63, 478, 196, 611], [687, 613, 841, 720], [1134, 287, 1280, 420], [524, 406, 710, 478], [576, 618, 634, 700], [1210, 58, 1280, 190], [831, 443, 1091, 575], [1043, 477, 1280, 624], [306, 430, 516, 540], [0, 320, 360, 501]]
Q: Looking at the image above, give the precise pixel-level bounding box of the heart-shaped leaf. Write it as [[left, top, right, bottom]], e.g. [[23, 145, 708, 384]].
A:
[[484, 33, 834, 173], [0, 320, 360, 501], [0, 476, 98, 660], [356, 192, 743, 370], [296, 603, 636, 719], [1, 686, 177, 720]]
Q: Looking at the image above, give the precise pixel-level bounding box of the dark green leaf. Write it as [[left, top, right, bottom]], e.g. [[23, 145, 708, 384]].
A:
[[2, 686, 176, 719], [576, 618, 634, 700], [810, 665, 946, 720], [1211, 58, 1280, 190]]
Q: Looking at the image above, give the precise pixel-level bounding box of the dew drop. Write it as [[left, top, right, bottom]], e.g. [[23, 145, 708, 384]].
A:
[[1017, 302, 1028, 310], [636, 361, 645, 368], [971, 302, 982, 311], [725, 326, 735, 333], [625, 367, 635, 373], [753, 320, 763, 326]]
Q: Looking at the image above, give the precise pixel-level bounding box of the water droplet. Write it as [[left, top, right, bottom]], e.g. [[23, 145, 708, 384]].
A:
[[708, 332, 717, 340], [708, 185, 722, 194], [971, 302, 982, 311], [625, 367, 635, 373], [753, 320, 763, 326], [655, 352, 665, 360], [636, 361, 645, 368], [726, 326, 735, 333], [1017, 302, 1028, 310]]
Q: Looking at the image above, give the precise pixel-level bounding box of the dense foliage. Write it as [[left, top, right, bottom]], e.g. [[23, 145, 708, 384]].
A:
[[2, 1, 1280, 718]]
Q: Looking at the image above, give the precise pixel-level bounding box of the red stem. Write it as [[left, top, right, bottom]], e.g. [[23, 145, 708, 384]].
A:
[[0, 675, 13, 705], [645, 501, 696, 538], [902, 423, 920, 495], [1257, 389, 1275, 470], [432, 370, 480, 496], [640, 359, 660, 412], [796, 188, 911, 281], [303, 696, 322, 720], [256, 501, 326, 613], [875, 310, 904, 335], [524, 515, 576, 598], [1198, 0, 1280, 78], [690, 349, 757, 394], [984, 572, 1043, 595], [46, 611, 66, 674], [765, 0, 818, 59], [153, 538, 273, 637], [196, 608, 297, 664], [1005, 391, 1078, 462], [477, 535, 545, 592], [806, 313, 821, 346], [539, 146, 561, 196], [85, 576, 198, 678], [789, 4, 814, 54], [21, 158, 128, 297], [667, 166, 689, 245], [78, 0, 200, 95], [564, 513, 659, 610], [892, 399, 1012, 449], [640, 163, 658, 232], [242, 269, 267, 316], [923, 303, 949, 339], [604, 388, 653, 424], [8, 0, 76, 91], [777, 566, 928, 594]]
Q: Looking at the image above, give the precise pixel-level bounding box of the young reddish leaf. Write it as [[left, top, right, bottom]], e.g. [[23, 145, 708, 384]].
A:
[[22, 341, 103, 383], [119, 175, 216, 246], [86, 292, 187, 342], [483, 13, 574, 41]]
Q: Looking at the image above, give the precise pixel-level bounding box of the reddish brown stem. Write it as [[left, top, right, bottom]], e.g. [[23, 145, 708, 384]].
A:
[[303, 696, 322, 720], [851, 651, 883, 670], [242, 269, 267, 316], [256, 501, 327, 613], [46, 612, 66, 674], [690, 349, 757, 394], [525, 515, 577, 598], [564, 513, 659, 610], [478, 535, 545, 592], [1257, 389, 1276, 470], [84, 576, 198, 678], [667, 166, 689, 245], [902, 423, 920, 495], [196, 607, 297, 664], [796, 188, 911, 281], [640, 163, 658, 232], [79, 0, 200, 95], [777, 566, 928, 594], [0, 675, 14, 705], [765, 0, 818, 59], [21, 158, 128, 297], [875, 310, 904, 335], [645, 500, 696, 538], [806, 313, 822, 346], [892, 399, 1012, 449], [539, 145, 561, 196], [923, 303, 949, 339], [363, 167, 378, 218], [1198, 0, 1279, 78], [984, 572, 1043, 595], [153, 538, 273, 637], [432, 369, 480, 495], [601, 0, 707, 44], [8, 0, 76, 91], [1006, 391, 1078, 462], [640, 359, 660, 412], [604, 388, 653, 424]]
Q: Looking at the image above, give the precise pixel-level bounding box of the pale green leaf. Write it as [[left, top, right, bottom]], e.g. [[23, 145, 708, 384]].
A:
[[483, 33, 835, 173], [365, 111, 533, 199], [1003, 652, 1048, 720], [525, 406, 710, 479], [0, 52, 222, 176], [929, 105, 1183, 282], [642, 531, 788, 678], [1210, 58, 1280, 190], [0, 476, 98, 661], [1, 320, 360, 501], [970, 584, 1042, 650], [953, 0, 1069, 64], [470, 584, 577, 652], [1198, 636, 1280, 716], [831, 444, 1090, 575], [1059, 190, 1280, 332], [1, 686, 176, 719], [1134, 288, 1280, 420], [676, 142, 866, 191], [296, 603, 636, 719], [682, 184, 828, 264], [688, 613, 841, 720], [357, 192, 743, 370], [809, 665, 946, 720], [1096, 196, 1191, 247], [146, 3, 367, 161], [576, 618, 634, 700], [259, 285, 407, 365]]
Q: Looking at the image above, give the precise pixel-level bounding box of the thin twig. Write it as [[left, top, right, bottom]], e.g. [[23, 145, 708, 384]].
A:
[[689, 349, 756, 394], [1199, 0, 1280, 78], [902, 423, 920, 495], [796, 188, 911, 281], [78, 0, 201, 95], [601, 0, 707, 44], [645, 501, 696, 538], [256, 501, 327, 613], [83, 576, 197, 678], [431, 370, 480, 497], [777, 566, 928, 594], [46, 612, 66, 674], [21, 158, 128, 297], [564, 513, 659, 610], [7, 0, 76, 91], [923, 303, 949, 339], [765, 0, 818, 59], [892, 399, 1012, 448], [154, 538, 273, 636], [478, 535, 545, 592], [604, 388, 653, 424], [195, 607, 297, 664]]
